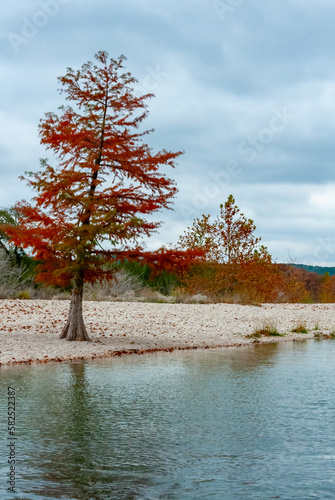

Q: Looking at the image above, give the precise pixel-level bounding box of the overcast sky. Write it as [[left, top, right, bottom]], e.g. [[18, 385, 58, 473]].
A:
[[2, 0, 335, 265]]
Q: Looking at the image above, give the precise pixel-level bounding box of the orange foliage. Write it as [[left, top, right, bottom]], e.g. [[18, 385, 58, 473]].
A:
[[178, 195, 268, 264], [2, 52, 196, 289], [177, 199, 325, 304], [319, 272, 335, 302], [180, 261, 314, 304], [178, 196, 288, 302], [213, 195, 262, 263]]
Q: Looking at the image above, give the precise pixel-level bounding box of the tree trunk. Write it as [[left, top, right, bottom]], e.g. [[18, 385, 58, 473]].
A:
[[60, 278, 91, 341]]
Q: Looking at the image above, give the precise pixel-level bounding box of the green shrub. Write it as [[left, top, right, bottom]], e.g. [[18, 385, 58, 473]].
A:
[[247, 322, 284, 338], [16, 290, 32, 300], [119, 261, 179, 295], [291, 323, 308, 334]]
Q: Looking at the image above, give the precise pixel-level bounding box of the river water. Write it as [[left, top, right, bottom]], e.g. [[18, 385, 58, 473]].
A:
[[1, 340, 335, 499]]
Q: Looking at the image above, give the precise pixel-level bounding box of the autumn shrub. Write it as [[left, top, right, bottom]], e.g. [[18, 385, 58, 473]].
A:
[[318, 273, 335, 302], [229, 259, 283, 303], [178, 262, 219, 298], [180, 259, 287, 304], [276, 265, 311, 303], [179, 262, 245, 302], [178, 257, 319, 304], [176, 195, 301, 303]]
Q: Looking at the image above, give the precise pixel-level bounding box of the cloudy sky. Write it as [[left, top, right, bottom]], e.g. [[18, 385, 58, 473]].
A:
[[2, 0, 335, 265]]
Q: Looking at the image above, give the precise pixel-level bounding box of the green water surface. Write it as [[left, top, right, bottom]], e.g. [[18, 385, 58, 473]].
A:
[[1, 340, 335, 499]]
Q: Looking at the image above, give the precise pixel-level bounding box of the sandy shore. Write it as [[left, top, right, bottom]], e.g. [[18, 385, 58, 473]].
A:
[[0, 300, 334, 366]]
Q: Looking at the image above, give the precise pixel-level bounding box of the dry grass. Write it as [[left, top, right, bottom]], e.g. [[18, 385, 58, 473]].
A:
[[174, 292, 208, 304], [83, 270, 144, 301], [138, 288, 175, 303], [247, 321, 283, 338], [0, 253, 34, 299], [291, 322, 308, 334]]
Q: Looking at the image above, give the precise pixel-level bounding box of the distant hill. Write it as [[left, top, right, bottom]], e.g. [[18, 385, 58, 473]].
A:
[[286, 264, 335, 276]]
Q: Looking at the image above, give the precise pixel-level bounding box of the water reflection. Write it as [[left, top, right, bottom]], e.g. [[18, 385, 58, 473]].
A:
[[18, 362, 167, 499], [1, 341, 335, 499]]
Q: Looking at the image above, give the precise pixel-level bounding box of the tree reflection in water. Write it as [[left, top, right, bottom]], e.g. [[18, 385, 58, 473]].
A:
[[11, 361, 166, 499], [1, 341, 331, 500]]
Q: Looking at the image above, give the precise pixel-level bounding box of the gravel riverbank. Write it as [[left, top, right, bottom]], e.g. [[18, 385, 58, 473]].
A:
[[0, 300, 334, 366]]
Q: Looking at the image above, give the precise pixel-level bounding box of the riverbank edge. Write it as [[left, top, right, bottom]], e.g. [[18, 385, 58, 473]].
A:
[[1, 300, 334, 368], [1, 333, 329, 368]]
